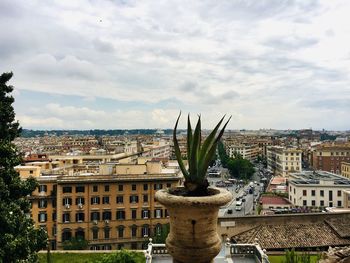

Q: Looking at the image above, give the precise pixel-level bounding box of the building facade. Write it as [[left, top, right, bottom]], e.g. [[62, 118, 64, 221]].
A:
[[288, 171, 350, 208], [25, 160, 182, 250], [341, 162, 350, 179], [227, 143, 259, 162], [312, 145, 350, 174], [267, 146, 302, 177]]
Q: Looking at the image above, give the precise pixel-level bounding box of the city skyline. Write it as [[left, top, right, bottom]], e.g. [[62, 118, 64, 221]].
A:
[[1, 1, 350, 130]]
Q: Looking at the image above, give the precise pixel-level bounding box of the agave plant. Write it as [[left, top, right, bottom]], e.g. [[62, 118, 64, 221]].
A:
[[173, 113, 231, 195]]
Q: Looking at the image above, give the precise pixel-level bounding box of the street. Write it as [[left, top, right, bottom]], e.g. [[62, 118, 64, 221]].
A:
[[208, 161, 266, 218]]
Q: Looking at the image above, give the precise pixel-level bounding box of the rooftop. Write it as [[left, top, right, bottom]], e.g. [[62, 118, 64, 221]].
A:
[[260, 196, 291, 205], [289, 171, 350, 186], [232, 221, 350, 250]]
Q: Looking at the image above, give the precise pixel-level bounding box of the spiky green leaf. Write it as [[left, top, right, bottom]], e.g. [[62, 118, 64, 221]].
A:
[[187, 114, 193, 166], [189, 116, 201, 181], [173, 112, 189, 179], [198, 116, 231, 177]]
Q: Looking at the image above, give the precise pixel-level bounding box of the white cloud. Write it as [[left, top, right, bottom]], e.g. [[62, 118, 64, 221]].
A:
[[2, 0, 350, 129]]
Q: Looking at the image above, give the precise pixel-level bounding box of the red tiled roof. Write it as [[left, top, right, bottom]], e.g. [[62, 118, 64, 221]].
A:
[[260, 196, 291, 205]]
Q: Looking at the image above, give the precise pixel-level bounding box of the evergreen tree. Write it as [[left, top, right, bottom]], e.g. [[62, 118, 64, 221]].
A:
[[0, 72, 47, 263]]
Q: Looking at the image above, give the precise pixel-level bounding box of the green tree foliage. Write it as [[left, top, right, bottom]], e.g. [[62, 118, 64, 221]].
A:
[[152, 224, 170, 244], [0, 72, 47, 263], [218, 142, 254, 180], [62, 237, 89, 250], [96, 250, 145, 263]]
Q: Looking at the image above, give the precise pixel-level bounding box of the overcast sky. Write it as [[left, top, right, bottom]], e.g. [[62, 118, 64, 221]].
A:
[[1, 0, 350, 130]]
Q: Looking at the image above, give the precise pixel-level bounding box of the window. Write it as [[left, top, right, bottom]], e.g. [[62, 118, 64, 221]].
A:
[[104, 228, 110, 239], [76, 197, 85, 205], [39, 185, 47, 192], [143, 184, 148, 191], [129, 195, 139, 204], [143, 194, 148, 203], [329, 202, 333, 207], [116, 196, 124, 204], [320, 200, 324, 207], [92, 228, 98, 240], [116, 210, 125, 220], [142, 209, 149, 219], [63, 213, 70, 223], [131, 225, 137, 237], [76, 186, 85, 193], [142, 225, 149, 237], [320, 190, 324, 197], [102, 196, 110, 204], [118, 185, 123, 191], [118, 226, 124, 238], [303, 190, 307, 196], [91, 212, 100, 221], [76, 213, 85, 222], [132, 184, 137, 191], [63, 186, 72, 193], [329, 191, 333, 201], [155, 224, 162, 236], [102, 211, 111, 220], [166, 183, 171, 188], [338, 190, 342, 197], [38, 212, 47, 223], [93, 185, 98, 192], [303, 200, 307, 206], [131, 209, 137, 219], [294, 188, 296, 194], [311, 200, 316, 206], [62, 197, 72, 206], [38, 200, 47, 208], [338, 201, 342, 207], [91, 196, 100, 205], [154, 209, 162, 218], [311, 190, 315, 196], [52, 212, 56, 221], [154, 184, 163, 190], [104, 185, 110, 192]]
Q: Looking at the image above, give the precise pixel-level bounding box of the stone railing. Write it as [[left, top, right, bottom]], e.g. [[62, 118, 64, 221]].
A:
[[225, 239, 270, 263], [145, 238, 169, 263]]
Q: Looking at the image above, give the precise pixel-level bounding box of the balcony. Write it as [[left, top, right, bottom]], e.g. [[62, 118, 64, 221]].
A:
[[144, 239, 270, 263]]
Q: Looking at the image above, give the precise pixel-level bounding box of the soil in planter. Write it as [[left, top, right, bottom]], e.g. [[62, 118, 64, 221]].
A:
[[169, 186, 218, 197]]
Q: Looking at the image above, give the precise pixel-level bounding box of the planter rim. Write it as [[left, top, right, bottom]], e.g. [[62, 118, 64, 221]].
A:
[[155, 186, 232, 207]]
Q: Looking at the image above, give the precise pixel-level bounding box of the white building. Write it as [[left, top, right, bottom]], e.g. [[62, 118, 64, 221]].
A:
[[288, 171, 350, 208], [267, 146, 302, 177]]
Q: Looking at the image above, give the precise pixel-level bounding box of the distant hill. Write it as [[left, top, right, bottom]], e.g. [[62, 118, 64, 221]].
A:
[[20, 129, 174, 137]]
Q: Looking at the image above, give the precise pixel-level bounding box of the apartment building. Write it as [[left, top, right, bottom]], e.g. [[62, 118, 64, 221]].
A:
[[226, 143, 259, 162], [312, 144, 350, 174], [24, 159, 182, 250], [341, 162, 350, 179], [288, 171, 350, 208], [267, 146, 302, 177]]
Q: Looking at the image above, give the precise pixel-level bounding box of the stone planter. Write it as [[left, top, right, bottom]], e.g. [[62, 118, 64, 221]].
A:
[[155, 187, 232, 263]]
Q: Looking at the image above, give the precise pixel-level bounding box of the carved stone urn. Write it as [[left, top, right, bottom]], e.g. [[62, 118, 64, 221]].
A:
[[155, 187, 232, 263]]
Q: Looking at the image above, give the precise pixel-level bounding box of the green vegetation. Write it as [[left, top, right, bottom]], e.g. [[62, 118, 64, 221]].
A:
[[173, 113, 230, 195], [96, 250, 145, 263], [0, 72, 47, 262], [218, 142, 255, 181], [38, 251, 145, 263], [62, 237, 89, 250], [38, 253, 106, 263], [152, 223, 170, 244], [268, 249, 321, 263]]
